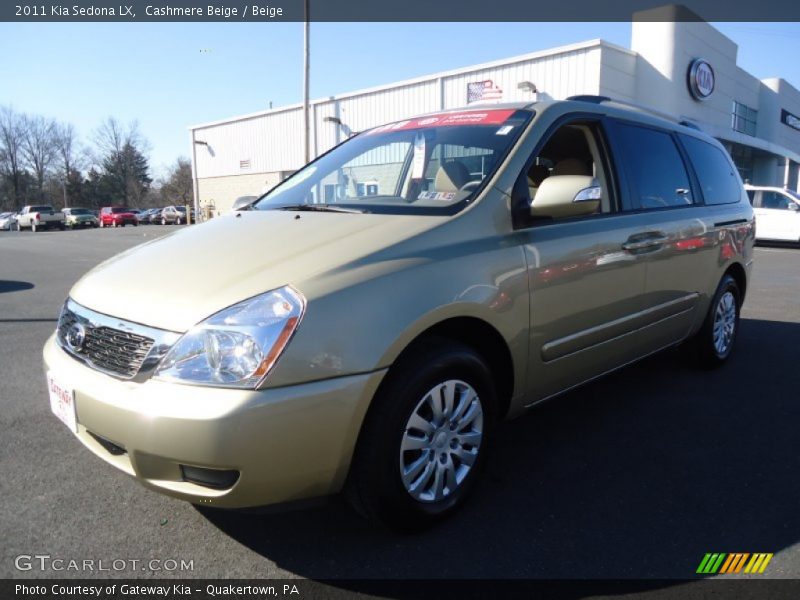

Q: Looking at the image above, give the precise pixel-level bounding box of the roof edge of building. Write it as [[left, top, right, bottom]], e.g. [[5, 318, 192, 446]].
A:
[[189, 38, 634, 131]]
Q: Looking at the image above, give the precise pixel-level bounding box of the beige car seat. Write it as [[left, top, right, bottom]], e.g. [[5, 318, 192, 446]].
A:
[[434, 161, 471, 192], [551, 158, 591, 177]]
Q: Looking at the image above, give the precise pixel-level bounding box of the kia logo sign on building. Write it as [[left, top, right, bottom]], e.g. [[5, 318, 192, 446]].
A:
[[688, 59, 715, 101]]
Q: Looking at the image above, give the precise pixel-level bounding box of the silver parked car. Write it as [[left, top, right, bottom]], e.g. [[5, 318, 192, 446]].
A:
[[0, 211, 17, 230]]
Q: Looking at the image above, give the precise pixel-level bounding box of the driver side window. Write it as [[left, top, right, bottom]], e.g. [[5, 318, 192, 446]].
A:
[[513, 120, 612, 228]]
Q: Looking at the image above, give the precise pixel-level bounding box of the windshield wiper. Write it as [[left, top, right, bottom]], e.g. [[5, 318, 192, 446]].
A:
[[276, 204, 365, 214]]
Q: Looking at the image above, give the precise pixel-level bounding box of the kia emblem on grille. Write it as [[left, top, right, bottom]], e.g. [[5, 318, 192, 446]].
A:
[[66, 322, 87, 352]]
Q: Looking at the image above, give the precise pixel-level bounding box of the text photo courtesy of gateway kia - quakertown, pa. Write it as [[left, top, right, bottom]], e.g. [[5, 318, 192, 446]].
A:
[[2, 2, 800, 599]]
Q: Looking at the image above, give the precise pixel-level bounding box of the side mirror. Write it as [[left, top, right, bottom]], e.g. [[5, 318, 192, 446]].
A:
[[531, 175, 600, 219], [232, 195, 258, 211], [788, 202, 799, 212], [574, 185, 602, 203]]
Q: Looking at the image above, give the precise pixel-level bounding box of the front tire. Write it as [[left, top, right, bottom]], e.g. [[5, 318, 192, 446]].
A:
[[347, 339, 496, 531], [690, 274, 741, 368]]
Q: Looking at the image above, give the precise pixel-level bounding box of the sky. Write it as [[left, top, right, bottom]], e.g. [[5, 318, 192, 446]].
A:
[[1, 21, 798, 179]]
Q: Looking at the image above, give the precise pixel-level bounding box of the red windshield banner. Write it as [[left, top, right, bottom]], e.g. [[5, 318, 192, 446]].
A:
[[366, 109, 516, 135]]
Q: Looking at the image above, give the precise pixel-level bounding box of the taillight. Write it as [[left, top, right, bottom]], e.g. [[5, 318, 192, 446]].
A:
[[33, 213, 40, 221]]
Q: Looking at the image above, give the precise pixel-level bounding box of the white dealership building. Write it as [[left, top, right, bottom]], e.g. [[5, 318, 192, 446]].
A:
[[189, 14, 800, 215]]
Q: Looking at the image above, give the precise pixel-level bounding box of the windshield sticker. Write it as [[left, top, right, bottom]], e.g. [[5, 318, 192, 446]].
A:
[[418, 191, 456, 201], [367, 109, 516, 135], [496, 125, 514, 135], [412, 132, 426, 179]]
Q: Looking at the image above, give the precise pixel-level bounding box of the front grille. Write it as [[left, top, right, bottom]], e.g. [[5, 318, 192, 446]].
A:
[[58, 303, 155, 378]]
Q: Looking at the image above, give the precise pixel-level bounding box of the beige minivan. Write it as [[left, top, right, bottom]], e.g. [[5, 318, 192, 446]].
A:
[[44, 97, 754, 529]]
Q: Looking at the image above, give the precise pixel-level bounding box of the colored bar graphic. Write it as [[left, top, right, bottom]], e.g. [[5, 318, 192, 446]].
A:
[[697, 553, 727, 574], [719, 553, 749, 573], [744, 553, 774, 574], [698, 552, 773, 574]]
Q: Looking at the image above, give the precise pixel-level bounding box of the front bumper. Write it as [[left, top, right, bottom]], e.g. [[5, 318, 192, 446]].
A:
[[43, 334, 384, 507]]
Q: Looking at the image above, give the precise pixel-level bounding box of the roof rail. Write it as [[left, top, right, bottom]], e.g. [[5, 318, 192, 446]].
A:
[[566, 94, 700, 130], [566, 95, 611, 104]]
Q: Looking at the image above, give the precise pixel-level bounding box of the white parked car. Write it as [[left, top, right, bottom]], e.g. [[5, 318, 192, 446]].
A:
[[745, 185, 800, 243], [0, 211, 17, 230]]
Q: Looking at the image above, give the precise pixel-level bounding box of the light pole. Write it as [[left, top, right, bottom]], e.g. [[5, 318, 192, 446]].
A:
[[61, 174, 68, 209], [192, 137, 207, 221], [302, 0, 310, 166]]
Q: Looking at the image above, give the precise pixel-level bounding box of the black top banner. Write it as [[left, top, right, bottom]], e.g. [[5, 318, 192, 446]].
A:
[[3, 0, 800, 22]]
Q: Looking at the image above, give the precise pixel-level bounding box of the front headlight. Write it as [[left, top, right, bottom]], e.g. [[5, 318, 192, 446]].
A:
[[154, 286, 305, 388]]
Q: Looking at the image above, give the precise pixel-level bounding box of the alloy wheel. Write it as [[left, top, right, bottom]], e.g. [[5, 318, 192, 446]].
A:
[[399, 379, 483, 503], [712, 291, 737, 356]]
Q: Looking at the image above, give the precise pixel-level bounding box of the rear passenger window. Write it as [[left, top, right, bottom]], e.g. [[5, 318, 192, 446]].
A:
[[680, 135, 741, 205], [612, 122, 693, 210]]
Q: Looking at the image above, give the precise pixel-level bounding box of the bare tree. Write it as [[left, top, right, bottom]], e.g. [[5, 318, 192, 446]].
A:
[[92, 117, 152, 206], [55, 122, 80, 206], [55, 122, 79, 174], [0, 106, 27, 208], [92, 117, 149, 163], [21, 114, 58, 201], [161, 157, 193, 205]]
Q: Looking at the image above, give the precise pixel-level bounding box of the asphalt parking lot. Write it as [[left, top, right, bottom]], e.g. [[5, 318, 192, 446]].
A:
[[1, 226, 798, 589]]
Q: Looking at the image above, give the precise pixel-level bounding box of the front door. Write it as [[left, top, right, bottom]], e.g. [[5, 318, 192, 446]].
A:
[[511, 117, 650, 403]]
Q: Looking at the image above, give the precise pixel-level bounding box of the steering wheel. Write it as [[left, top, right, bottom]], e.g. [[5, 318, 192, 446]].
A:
[[459, 180, 482, 193]]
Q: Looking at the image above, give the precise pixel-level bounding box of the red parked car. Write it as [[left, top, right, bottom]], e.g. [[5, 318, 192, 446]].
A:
[[99, 206, 138, 227]]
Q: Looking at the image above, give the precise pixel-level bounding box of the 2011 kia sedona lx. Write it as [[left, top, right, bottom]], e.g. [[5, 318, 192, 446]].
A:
[[44, 97, 754, 530]]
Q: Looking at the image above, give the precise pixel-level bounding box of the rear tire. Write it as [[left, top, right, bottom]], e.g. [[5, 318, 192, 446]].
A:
[[689, 274, 741, 368], [346, 338, 496, 531]]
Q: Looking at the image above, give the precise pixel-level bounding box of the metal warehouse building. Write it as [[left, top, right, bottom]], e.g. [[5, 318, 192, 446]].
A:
[[190, 16, 800, 215]]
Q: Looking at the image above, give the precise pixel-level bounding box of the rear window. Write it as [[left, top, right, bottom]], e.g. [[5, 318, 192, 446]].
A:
[[31, 206, 53, 212], [611, 122, 694, 210], [111, 207, 130, 214], [679, 135, 741, 205]]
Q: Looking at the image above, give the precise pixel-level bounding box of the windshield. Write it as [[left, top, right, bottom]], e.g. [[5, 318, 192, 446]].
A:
[[70, 208, 91, 215], [254, 109, 532, 215]]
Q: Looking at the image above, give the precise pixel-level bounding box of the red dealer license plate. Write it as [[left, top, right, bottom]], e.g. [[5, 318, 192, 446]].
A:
[[47, 372, 77, 433]]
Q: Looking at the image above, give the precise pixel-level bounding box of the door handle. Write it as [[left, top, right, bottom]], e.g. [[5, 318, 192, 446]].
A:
[[622, 234, 669, 252]]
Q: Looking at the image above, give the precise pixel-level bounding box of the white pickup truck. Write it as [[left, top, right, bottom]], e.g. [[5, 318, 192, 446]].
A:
[[15, 205, 66, 232]]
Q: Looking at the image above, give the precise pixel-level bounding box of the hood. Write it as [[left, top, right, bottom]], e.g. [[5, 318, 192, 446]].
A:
[[70, 210, 443, 332]]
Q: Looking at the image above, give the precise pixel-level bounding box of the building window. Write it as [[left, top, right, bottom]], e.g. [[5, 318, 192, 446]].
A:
[[732, 102, 757, 137], [356, 182, 378, 196]]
